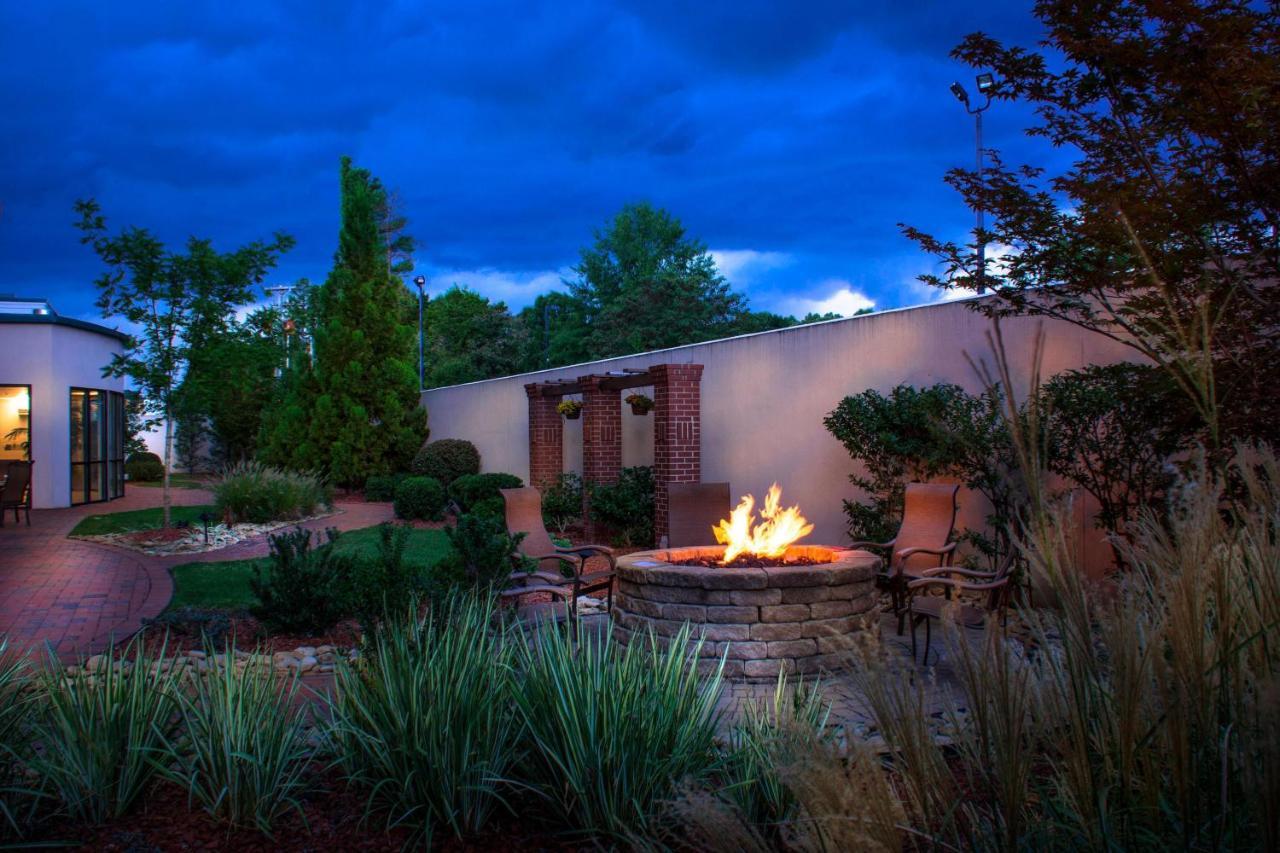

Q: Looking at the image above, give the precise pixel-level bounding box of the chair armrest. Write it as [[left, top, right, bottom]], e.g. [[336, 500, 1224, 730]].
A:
[[576, 570, 615, 586], [509, 570, 568, 586], [907, 576, 1008, 593], [557, 543, 617, 569], [919, 566, 994, 580], [895, 543, 958, 560], [848, 539, 896, 551]]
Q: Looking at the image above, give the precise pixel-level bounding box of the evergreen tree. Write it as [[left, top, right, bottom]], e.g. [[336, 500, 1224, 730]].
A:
[[262, 158, 426, 486]]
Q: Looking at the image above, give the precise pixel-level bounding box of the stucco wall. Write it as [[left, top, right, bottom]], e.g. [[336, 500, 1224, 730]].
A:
[[421, 297, 1137, 575], [1, 324, 124, 508]]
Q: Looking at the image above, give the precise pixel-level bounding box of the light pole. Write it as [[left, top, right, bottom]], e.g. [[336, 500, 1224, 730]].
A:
[[950, 72, 996, 292], [413, 275, 427, 391]]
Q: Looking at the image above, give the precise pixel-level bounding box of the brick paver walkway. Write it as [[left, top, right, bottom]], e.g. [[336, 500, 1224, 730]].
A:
[[0, 487, 393, 661]]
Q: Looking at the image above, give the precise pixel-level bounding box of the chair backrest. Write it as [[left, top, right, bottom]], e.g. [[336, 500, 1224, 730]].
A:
[[896, 482, 960, 570], [500, 486, 559, 560], [666, 482, 731, 548], [1, 461, 32, 504]]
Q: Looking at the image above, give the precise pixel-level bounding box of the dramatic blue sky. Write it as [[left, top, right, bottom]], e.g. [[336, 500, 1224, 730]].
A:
[[0, 1, 1063, 324]]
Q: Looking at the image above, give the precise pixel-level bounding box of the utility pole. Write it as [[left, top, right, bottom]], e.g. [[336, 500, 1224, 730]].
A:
[[949, 73, 996, 293]]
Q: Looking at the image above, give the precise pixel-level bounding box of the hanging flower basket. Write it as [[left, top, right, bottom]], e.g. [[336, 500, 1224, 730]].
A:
[[625, 393, 655, 416], [558, 400, 583, 420]]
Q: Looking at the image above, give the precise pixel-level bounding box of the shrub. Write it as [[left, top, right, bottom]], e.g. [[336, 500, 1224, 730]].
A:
[[214, 461, 331, 524], [394, 476, 447, 521], [411, 439, 480, 486], [0, 638, 38, 839], [364, 473, 407, 502], [140, 606, 234, 648], [155, 654, 311, 834], [512, 622, 726, 840], [250, 527, 356, 634], [326, 594, 518, 843], [432, 513, 529, 593], [448, 472, 523, 514], [30, 638, 179, 824], [587, 465, 656, 547], [343, 523, 424, 633], [542, 472, 583, 534], [125, 451, 164, 482]]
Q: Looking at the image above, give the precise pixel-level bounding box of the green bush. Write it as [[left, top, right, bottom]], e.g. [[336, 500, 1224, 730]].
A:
[[30, 638, 180, 824], [394, 476, 447, 521], [343, 523, 424, 633], [513, 622, 726, 839], [155, 653, 311, 834], [125, 451, 164, 482], [587, 466, 656, 547], [364, 473, 407, 502], [448, 472, 523, 514], [542, 472, 584, 534], [432, 513, 528, 593], [0, 638, 37, 839], [214, 461, 331, 524], [411, 438, 480, 486], [250, 527, 355, 634], [326, 594, 518, 843]]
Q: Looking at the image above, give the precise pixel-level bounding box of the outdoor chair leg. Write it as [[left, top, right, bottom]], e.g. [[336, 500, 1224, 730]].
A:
[[923, 616, 933, 666], [910, 612, 917, 659]]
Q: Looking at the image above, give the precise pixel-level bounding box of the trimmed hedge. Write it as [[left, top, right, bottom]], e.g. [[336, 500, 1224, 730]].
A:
[[364, 473, 408, 503], [394, 476, 447, 521], [449, 473, 523, 515], [411, 439, 480, 486], [125, 452, 164, 482]]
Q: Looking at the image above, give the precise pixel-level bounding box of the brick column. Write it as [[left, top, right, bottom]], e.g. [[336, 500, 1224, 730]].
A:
[[525, 383, 563, 492], [579, 374, 622, 539], [652, 363, 704, 546]]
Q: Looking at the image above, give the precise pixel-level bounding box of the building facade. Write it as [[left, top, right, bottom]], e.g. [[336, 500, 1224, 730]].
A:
[[0, 296, 128, 508]]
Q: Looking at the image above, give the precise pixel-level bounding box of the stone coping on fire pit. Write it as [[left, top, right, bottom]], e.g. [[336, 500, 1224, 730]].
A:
[[613, 545, 881, 681]]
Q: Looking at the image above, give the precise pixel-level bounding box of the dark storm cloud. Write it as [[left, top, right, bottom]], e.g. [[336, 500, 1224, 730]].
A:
[[0, 0, 1061, 321]]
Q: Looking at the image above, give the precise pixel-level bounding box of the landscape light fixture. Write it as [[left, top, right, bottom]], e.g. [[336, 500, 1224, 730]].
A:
[[413, 275, 427, 391], [950, 72, 996, 293]]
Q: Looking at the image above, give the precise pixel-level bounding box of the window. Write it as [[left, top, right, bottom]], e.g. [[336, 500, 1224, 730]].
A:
[[70, 388, 125, 504], [0, 385, 31, 462]]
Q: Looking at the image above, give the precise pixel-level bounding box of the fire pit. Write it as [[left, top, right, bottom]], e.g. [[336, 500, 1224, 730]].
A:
[[612, 485, 881, 680]]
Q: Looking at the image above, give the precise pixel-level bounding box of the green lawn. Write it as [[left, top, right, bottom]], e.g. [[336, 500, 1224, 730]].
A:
[[130, 473, 208, 489], [70, 504, 219, 536], [166, 525, 454, 612]]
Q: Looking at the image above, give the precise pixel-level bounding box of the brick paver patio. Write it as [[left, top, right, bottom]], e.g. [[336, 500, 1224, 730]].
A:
[[0, 486, 393, 661]]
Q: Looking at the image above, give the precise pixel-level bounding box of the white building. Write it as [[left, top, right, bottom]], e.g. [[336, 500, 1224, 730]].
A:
[[0, 296, 128, 508]]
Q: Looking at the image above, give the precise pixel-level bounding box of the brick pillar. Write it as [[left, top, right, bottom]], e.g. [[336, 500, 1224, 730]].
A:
[[652, 363, 704, 546], [579, 374, 622, 539], [526, 383, 563, 492]]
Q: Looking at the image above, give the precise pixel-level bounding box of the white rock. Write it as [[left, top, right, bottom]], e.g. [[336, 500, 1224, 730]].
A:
[[298, 655, 318, 672]]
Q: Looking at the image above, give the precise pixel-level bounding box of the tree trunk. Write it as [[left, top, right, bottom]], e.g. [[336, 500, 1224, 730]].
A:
[[162, 407, 174, 528]]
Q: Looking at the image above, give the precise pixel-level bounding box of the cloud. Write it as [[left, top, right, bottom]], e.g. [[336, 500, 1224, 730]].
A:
[[421, 264, 571, 310], [709, 249, 794, 287], [780, 279, 875, 317]]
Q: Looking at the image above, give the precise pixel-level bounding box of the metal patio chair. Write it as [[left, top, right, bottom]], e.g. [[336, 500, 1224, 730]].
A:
[[0, 460, 33, 527], [906, 549, 1016, 665], [498, 486, 616, 624]]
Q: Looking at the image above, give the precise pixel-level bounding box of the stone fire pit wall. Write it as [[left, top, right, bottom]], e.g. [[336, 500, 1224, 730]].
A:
[[613, 545, 881, 681]]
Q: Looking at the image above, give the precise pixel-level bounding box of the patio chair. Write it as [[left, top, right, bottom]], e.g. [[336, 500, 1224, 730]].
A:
[[0, 460, 33, 527], [666, 482, 730, 548], [497, 486, 617, 624], [849, 482, 960, 625], [905, 549, 1016, 665]]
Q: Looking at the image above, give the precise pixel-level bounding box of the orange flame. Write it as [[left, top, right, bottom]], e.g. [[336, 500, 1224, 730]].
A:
[[712, 483, 814, 563]]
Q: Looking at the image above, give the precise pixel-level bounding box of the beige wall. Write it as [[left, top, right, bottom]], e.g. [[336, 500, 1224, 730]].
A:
[[421, 297, 1136, 576]]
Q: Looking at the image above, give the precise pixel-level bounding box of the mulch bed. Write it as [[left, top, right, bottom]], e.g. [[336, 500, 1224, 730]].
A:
[[26, 772, 586, 852]]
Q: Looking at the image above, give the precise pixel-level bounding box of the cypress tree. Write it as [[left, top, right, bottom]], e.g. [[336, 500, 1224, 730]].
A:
[[264, 157, 426, 485]]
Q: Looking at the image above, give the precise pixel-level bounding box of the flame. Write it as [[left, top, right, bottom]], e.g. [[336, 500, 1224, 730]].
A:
[[712, 483, 814, 563]]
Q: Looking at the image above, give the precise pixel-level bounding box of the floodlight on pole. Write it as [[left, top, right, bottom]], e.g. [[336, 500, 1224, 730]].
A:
[[413, 275, 427, 391], [950, 73, 996, 292]]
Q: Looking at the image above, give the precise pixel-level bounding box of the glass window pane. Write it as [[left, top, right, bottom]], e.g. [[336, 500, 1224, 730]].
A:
[[88, 391, 102, 463], [0, 386, 30, 461], [71, 463, 87, 505], [70, 390, 86, 464]]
